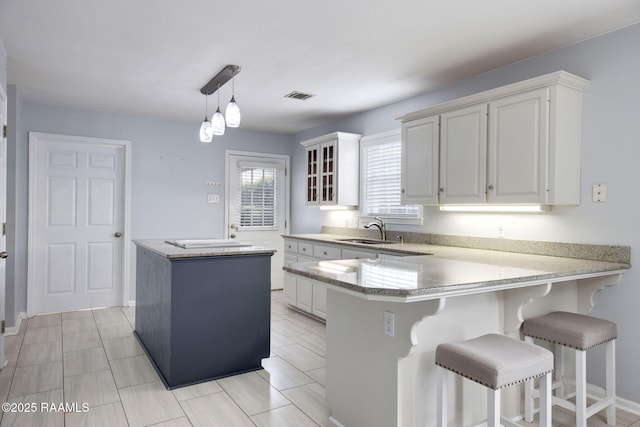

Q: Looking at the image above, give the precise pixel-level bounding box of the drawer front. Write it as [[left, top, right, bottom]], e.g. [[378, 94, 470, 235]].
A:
[[284, 240, 298, 253], [342, 248, 377, 260], [298, 242, 314, 256], [313, 244, 341, 260], [284, 254, 298, 267]]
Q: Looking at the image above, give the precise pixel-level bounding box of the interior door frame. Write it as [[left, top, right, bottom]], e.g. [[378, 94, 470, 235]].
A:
[[27, 132, 132, 315], [224, 150, 290, 238]]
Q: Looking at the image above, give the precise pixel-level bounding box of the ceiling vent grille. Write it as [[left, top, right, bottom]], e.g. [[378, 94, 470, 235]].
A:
[[284, 91, 315, 100]]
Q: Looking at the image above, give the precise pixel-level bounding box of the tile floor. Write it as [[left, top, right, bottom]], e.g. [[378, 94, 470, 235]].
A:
[[0, 290, 638, 427]]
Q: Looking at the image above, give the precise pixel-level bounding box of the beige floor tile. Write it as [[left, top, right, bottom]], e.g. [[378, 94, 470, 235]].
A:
[[64, 369, 120, 407], [150, 418, 194, 427], [65, 401, 129, 427], [251, 404, 318, 427], [305, 367, 326, 386], [270, 319, 308, 338], [217, 371, 290, 416], [1, 389, 64, 427], [103, 336, 144, 360], [281, 310, 325, 329], [17, 340, 63, 367], [179, 392, 254, 427], [119, 380, 185, 427], [270, 330, 295, 348], [110, 355, 159, 388], [259, 356, 315, 391], [305, 322, 327, 337], [121, 306, 136, 317], [97, 321, 133, 340], [27, 313, 62, 329], [4, 334, 24, 356], [281, 383, 333, 427], [61, 309, 94, 320], [291, 332, 326, 357], [272, 343, 325, 372], [62, 317, 98, 334], [63, 347, 110, 377], [63, 331, 103, 353], [0, 376, 12, 403], [171, 380, 223, 402], [126, 316, 136, 328], [23, 325, 62, 345], [9, 361, 63, 398], [93, 307, 129, 325]]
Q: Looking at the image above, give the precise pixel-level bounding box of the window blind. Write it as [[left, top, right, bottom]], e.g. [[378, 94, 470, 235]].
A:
[[235, 167, 277, 230], [361, 139, 421, 218]]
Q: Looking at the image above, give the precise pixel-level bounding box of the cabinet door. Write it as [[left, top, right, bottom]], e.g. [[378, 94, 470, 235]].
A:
[[297, 277, 313, 312], [319, 140, 337, 204], [284, 273, 297, 305], [439, 104, 488, 204], [305, 145, 319, 204], [312, 281, 327, 319], [488, 88, 549, 203], [401, 115, 440, 205]]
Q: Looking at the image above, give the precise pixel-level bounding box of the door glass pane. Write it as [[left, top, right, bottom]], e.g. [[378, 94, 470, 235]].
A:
[[236, 167, 277, 230]]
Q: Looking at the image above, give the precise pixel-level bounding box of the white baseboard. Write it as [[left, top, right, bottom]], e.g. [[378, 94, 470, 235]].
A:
[[587, 382, 640, 416], [127, 300, 136, 307], [4, 312, 27, 336]]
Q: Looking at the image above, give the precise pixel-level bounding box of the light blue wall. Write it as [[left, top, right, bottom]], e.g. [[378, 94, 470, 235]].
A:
[[0, 38, 6, 90], [7, 100, 294, 318], [292, 24, 640, 402]]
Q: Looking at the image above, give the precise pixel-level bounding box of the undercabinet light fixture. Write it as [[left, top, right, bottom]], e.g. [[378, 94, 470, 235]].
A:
[[439, 205, 551, 213], [319, 205, 355, 210]]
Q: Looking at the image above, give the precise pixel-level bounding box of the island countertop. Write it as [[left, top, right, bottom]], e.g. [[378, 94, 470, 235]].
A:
[[134, 238, 276, 259], [283, 235, 630, 301]]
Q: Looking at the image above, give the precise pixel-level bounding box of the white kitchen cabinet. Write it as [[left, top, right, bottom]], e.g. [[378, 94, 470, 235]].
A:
[[487, 88, 549, 203], [439, 104, 488, 204], [284, 273, 297, 305], [342, 248, 378, 260], [312, 281, 327, 318], [300, 132, 361, 207], [397, 71, 589, 206], [401, 114, 440, 205], [297, 277, 313, 313]]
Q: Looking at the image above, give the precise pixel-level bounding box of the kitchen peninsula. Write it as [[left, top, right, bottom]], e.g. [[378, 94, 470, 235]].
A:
[[283, 234, 629, 427], [134, 239, 276, 389]]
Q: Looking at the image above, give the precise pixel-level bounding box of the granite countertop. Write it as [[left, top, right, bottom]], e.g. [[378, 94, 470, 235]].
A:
[[134, 239, 276, 259], [283, 234, 630, 301]]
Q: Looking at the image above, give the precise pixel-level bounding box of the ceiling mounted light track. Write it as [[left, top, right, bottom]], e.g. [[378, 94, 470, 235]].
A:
[[198, 65, 242, 141]]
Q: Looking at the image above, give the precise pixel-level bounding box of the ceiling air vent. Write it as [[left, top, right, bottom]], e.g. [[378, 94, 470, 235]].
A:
[[284, 91, 315, 100]]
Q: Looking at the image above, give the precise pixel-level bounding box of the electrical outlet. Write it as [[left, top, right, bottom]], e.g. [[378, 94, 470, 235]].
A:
[[592, 184, 607, 202], [497, 225, 505, 238], [207, 194, 220, 204], [384, 311, 395, 337]]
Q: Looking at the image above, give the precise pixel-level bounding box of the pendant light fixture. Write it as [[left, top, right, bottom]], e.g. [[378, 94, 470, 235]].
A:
[[199, 94, 213, 143], [225, 75, 241, 128], [198, 65, 241, 140], [211, 84, 226, 136]]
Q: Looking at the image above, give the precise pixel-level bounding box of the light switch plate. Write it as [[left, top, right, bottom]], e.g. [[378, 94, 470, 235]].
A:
[[384, 311, 395, 337], [208, 194, 220, 204]]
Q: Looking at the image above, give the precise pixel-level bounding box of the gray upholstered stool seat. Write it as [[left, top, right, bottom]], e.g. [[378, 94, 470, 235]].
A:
[[522, 311, 616, 350], [523, 311, 617, 427], [435, 334, 553, 427]]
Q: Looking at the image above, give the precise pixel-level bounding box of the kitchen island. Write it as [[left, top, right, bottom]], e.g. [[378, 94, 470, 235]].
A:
[[134, 239, 276, 389], [283, 241, 629, 427]]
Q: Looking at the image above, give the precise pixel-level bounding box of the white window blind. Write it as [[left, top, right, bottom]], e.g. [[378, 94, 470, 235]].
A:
[[235, 167, 277, 230], [361, 132, 422, 220]]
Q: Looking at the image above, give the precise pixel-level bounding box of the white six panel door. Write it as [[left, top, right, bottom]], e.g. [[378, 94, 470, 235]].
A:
[[30, 134, 124, 314]]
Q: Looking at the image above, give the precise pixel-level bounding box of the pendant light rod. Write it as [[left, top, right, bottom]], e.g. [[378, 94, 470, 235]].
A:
[[200, 65, 241, 96]]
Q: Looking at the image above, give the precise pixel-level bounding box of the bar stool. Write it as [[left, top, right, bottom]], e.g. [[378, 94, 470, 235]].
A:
[[523, 311, 617, 427], [435, 333, 553, 427]]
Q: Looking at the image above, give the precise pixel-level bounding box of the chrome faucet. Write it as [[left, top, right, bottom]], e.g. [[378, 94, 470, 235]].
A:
[[364, 217, 386, 241]]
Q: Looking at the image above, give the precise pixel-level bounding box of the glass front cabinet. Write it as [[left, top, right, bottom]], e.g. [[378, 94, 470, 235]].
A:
[[300, 132, 361, 207]]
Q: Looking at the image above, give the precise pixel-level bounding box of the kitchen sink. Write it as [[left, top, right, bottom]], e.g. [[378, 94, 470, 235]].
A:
[[336, 238, 397, 245]]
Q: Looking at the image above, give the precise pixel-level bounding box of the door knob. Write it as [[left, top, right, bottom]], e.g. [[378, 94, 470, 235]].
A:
[[0, 252, 7, 259], [230, 234, 237, 238], [114, 232, 122, 238]]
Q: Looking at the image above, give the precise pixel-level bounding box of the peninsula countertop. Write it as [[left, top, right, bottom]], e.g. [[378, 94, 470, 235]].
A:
[[134, 238, 276, 259], [282, 234, 630, 301]]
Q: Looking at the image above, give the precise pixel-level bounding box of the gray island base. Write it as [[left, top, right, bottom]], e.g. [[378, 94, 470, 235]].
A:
[[134, 239, 275, 389]]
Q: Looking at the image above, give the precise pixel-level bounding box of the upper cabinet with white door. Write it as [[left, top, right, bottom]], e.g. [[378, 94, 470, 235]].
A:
[[300, 132, 361, 207], [400, 114, 440, 205], [397, 71, 590, 206]]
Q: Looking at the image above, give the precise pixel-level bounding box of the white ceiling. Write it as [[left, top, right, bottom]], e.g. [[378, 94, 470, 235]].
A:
[[2, 0, 640, 134]]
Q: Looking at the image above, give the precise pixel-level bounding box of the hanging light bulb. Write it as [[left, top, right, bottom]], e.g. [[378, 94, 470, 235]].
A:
[[199, 95, 213, 143], [225, 76, 241, 128], [212, 84, 226, 136]]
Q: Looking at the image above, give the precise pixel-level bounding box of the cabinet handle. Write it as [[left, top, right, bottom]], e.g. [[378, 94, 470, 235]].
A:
[[439, 187, 445, 192], [401, 188, 405, 194], [323, 251, 327, 255], [488, 184, 494, 190], [302, 248, 306, 251]]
